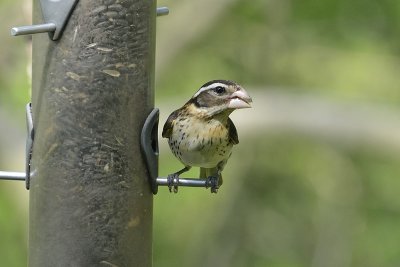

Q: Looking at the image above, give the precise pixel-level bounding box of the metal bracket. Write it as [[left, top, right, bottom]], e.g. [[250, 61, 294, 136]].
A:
[[0, 103, 33, 189], [140, 108, 160, 194], [11, 0, 79, 40], [25, 103, 34, 189]]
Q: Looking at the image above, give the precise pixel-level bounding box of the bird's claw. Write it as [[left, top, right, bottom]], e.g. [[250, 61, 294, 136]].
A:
[[167, 173, 179, 193], [206, 176, 219, 193]]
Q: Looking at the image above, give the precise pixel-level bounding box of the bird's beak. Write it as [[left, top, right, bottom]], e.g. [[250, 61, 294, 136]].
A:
[[228, 88, 253, 109]]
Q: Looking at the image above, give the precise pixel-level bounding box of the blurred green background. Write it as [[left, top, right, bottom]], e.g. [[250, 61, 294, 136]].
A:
[[1, 0, 400, 266]]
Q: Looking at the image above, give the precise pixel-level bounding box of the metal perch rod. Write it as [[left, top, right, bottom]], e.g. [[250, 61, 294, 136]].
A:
[[156, 177, 211, 187], [0, 171, 25, 181]]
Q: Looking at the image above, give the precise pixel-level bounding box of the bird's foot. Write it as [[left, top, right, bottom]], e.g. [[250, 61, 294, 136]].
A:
[[167, 173, 179, 193], [206, 176, 220, 194]]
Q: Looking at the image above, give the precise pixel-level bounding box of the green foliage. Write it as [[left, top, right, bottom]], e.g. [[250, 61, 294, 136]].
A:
[[157, 0, 400, 105], [153, 0, 400, 266], [0, 0, 30, 119], [0, 0, 30, 263], [0, 185, 27, 267], [155, 135, 400, 267]]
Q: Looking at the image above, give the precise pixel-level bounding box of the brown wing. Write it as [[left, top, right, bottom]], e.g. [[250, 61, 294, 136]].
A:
[[227, 117, 239, 145], [162, 110, 179, 138]]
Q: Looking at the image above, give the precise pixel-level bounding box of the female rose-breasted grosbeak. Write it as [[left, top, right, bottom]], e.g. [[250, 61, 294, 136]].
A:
[[162, 80, 252, 193]]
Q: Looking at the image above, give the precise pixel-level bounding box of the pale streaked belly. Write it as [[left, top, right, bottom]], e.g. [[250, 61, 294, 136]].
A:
[[168, 122, 233, 168]]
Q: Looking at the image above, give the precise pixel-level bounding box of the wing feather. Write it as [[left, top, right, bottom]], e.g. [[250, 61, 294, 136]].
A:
[[227, 118, 239, 145], [162, 110, 179, 138]]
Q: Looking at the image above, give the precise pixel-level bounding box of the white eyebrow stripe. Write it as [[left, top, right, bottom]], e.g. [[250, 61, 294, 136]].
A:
[[193, 83, 228, 98]]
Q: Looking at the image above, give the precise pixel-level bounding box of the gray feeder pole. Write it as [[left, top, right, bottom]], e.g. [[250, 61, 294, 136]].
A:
[[29, 0, 156, 265]]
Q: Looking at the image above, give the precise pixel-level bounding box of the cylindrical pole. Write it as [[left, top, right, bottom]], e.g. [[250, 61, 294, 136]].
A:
[[29, 0, 155, 266]]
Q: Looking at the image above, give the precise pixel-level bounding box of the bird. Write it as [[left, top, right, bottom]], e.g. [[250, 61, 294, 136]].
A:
[[162, 80, 252, 193]]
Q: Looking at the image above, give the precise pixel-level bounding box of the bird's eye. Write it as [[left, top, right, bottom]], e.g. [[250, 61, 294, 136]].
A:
[[214, 86, 226, 95]]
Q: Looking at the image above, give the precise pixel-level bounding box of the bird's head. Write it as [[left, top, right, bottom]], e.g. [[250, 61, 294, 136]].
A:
[[188, 80, 252, 118]]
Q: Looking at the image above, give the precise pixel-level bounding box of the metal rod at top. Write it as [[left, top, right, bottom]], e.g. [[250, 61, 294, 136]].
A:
[[156, 7, 169, 16], [11, 23, 56, 36]]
